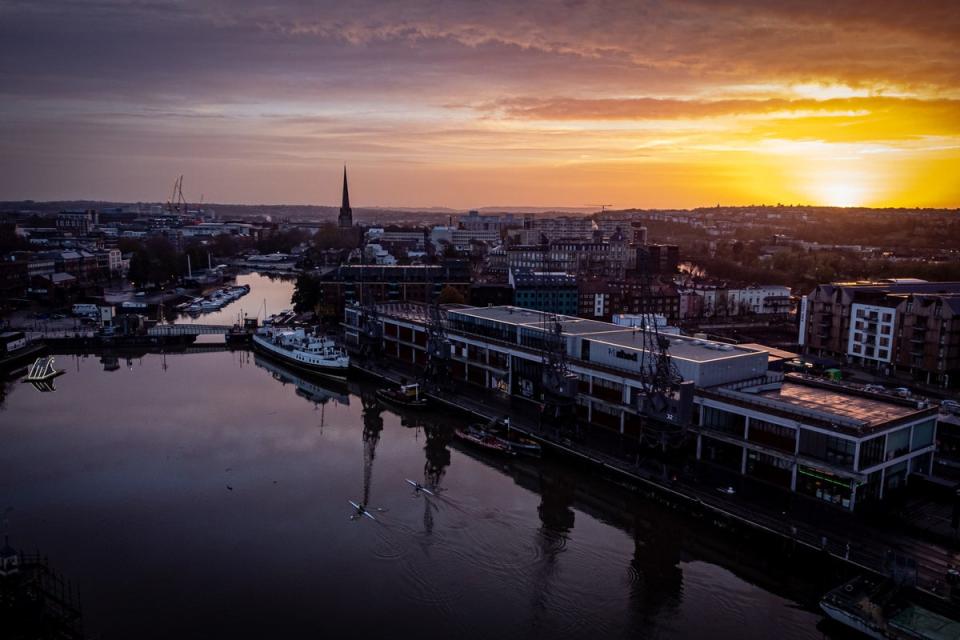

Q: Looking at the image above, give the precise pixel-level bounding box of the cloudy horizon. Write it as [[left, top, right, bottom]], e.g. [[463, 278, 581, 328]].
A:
[[2, 0, 958, 208]]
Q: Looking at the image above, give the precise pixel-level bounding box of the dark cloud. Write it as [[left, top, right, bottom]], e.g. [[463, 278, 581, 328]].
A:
[[0, 0, 957, 204]]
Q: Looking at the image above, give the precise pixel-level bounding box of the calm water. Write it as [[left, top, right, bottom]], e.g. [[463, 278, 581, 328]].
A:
[[176, 271, 296, 325], [0, 274, 845, 639], [0, 350, 847, 639]]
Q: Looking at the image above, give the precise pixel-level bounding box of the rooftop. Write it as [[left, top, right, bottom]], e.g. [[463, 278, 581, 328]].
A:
[[449, 306, 764, 363], [759, 381, 919, 426]]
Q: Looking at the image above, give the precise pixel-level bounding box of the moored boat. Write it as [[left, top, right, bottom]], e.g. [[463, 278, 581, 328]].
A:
[[454, 425, 515, 456], [376, 382, 428, 408], [486, 417, 542, 457], [252, 325, 349, 378]]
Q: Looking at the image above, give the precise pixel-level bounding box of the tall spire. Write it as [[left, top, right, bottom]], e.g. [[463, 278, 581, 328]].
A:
[[338, 165, 353, 228]]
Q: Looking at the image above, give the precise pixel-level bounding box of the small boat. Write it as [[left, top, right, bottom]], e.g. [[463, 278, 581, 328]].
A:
[[376, 383, 428, 408], [405, 479, 435, 496], [454, 425, 515, 455], [820, 575, 960, 640], [348, 500, 376, 521], [486, 417, 542, 457]]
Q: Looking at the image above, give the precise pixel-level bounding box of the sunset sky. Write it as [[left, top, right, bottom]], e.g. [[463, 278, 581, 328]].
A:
[[1, 0, 958, 209]]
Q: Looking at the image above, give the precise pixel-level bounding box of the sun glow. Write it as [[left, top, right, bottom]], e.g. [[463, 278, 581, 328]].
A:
[[818, 182, 868, 207]]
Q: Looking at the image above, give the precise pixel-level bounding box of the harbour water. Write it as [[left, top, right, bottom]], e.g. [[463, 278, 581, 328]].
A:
[[0, 274, 849, 639], [0, 349, 851, 639], [176, 271, 296, 325]]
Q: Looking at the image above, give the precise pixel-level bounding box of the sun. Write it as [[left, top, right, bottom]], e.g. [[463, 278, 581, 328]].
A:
[[819, 183, 867, 207]]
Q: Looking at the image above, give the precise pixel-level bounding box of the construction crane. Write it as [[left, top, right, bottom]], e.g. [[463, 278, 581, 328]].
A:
[[585, 203, 613, 213], [166, 175, 189, 217]]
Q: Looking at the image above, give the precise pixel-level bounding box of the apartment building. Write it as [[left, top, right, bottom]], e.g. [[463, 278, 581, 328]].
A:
[[800, 280, 960, 387]]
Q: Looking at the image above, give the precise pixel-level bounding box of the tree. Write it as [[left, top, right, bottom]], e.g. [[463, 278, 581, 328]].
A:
[[291, 274, 320, 313], [437, 285, 465, 305]]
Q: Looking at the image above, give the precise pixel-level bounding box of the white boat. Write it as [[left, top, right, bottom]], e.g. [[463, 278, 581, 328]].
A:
[[252, 326, 349, 377]]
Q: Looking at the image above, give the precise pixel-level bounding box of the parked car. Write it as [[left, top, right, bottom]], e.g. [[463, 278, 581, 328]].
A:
[[942, 400, 960, 415], [894, 387, 912, 398], [864, 384, 886, 393]]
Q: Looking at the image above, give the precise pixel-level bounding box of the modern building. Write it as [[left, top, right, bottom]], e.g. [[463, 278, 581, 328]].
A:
[[695, 375, 937, 510], [344, 302, 937, 511], [799, 280, 960, 387], [508, 269, 578, 316]]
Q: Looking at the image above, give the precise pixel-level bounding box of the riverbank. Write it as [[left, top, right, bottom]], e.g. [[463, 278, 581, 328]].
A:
[[350, 355, 960, 600]]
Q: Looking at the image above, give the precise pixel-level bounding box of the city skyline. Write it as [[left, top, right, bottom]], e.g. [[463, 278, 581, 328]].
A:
[[1, 0, 958, 209]]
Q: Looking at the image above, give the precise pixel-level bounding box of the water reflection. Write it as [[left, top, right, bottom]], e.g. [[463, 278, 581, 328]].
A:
[[0, 350, 837, 639], [253, 353, 349, 410], [360, 388, 384, 509], [176, 272, 295, 325]]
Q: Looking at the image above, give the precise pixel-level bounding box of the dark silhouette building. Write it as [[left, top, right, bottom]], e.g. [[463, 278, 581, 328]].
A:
[[338, 166, 353, 228]]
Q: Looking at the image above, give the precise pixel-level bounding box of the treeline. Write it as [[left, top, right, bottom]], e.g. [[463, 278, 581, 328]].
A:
[[692, 242, 960, 292], [120, 226, 327, 287]]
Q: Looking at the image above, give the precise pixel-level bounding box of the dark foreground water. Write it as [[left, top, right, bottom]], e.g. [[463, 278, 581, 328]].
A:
[[0, 350, 845, 639]]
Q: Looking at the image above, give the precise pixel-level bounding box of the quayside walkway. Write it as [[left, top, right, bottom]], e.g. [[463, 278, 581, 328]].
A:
[[353, 357, 960, 598]]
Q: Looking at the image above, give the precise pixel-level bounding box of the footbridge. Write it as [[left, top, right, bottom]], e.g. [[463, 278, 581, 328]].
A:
[[147, 324, 234, 336]]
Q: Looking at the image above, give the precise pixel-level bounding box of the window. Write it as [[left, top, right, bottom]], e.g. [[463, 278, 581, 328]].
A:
[[911, 420, 935, 451], [859, 435, 885, 470], [701, 407, 746, 437], [799, 430, 855, 468], [886, 428, 910, 459], [747, 419, 796, 453]]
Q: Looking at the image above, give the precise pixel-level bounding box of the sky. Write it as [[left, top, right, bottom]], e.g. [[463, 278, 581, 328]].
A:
[[1, 0, 958, 209]]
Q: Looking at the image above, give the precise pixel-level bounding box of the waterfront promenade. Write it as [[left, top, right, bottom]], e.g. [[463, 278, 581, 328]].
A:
[[354, 356, 960, 598]]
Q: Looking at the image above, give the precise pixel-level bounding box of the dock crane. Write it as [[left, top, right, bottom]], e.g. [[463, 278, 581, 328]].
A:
[[422, 300, 454, 392], [537, 249, 579, 434], [632, 273, 694, 450]]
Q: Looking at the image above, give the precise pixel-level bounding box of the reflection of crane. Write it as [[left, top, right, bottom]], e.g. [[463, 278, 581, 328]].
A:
[[585, 203, 612, 212], [528, 465, 575, 630], [420, 420, 451, 534], [360, 389, 384, 509]]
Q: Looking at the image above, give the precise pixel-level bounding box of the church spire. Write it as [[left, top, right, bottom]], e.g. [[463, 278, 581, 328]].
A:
[[338, 165, 353, 228]]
